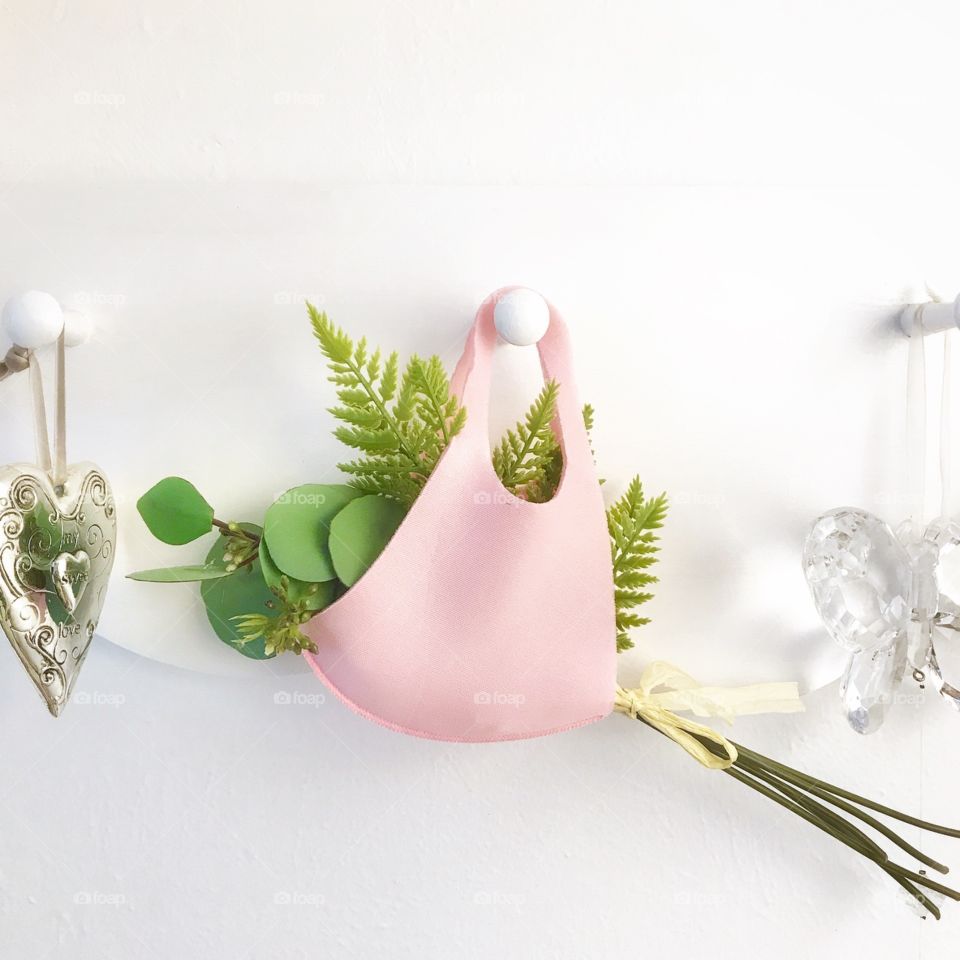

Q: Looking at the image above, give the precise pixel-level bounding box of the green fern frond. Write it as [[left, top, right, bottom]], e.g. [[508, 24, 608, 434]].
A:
[[380, 352, 399, 403], [582, 403, 595, 433], [502, 396, 595, 504], [607, 477, 667, 651], [310, 304, 353, 363], [309, 304, 466, 506], [492, 380, 560, 493]]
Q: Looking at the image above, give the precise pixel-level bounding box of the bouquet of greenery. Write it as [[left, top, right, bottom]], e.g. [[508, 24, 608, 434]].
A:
[[131, 303, 960, 918]]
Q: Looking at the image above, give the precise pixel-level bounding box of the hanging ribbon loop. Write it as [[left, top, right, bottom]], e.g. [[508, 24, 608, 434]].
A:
[[11, 334, 67, 485], [906, 296, 956, 528]]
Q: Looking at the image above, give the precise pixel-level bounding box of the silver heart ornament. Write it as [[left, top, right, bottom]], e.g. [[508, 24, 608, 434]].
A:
[[0, 463, 116, 716]]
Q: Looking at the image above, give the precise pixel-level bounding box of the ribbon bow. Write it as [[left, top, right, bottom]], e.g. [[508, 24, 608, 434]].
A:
[[615, 661, 804, 770]]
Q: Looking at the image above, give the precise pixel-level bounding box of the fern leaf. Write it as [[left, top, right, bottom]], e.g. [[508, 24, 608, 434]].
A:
[[309, 304, 353, 364], [607, 479, 667, 653], [311, 308, 466, 505], [328, 406, 383, 428], [492, 380, 560, 492], [582, 403, 595, 433], [380, 352, 399, 403]]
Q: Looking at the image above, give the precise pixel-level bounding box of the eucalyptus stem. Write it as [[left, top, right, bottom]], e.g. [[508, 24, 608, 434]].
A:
[[213, 519, 261, 545]]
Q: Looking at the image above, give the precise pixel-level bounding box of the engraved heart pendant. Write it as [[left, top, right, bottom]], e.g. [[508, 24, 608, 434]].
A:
[[0, 462, 116, 715]]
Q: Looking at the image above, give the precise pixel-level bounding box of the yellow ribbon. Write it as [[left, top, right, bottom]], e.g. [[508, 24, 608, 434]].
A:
[[615, 661, 804, 771]]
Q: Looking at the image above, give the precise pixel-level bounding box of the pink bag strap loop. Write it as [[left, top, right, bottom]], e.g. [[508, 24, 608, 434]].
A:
[[450, 287, 593, 492]]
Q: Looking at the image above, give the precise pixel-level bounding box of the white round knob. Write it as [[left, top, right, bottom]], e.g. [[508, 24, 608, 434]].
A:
[[2, 291, 64, 349], [494, 288, 550, 346], [62, 309, 93, 347]]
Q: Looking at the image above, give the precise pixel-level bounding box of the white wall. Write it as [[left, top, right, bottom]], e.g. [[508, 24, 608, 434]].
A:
[[2, 1, 960, 957]]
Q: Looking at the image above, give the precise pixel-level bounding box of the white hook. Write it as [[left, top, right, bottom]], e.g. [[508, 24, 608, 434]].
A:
[[0, 292, 92, 382], [62, 308, 93, 347], [900, 294, 960, 337], [2, 291, 64, 349], [493, 288, 550, 346]]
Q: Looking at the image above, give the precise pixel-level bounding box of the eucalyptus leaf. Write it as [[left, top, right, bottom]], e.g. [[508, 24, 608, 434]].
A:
[[137, 477, 215, 545], [258, 539, 339, 612], [262, 484, 361, 582], [200, 523, 276, 660], [127, 565, 233, 583], [328, 494, 406, 587]]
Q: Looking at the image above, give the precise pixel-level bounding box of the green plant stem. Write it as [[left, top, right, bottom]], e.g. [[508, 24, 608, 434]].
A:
[[736, 758, 960, 901], [880, 867, 941, 918], [736, 755, 889, 863], [743, 754, 948, 874], [212, 519, 260, 544], [732, 742, 960, 839], [723, 765, 884, 868], [630, 714, 960, 919], [722, 764, 941, 918], [888, 864, 960, 901]]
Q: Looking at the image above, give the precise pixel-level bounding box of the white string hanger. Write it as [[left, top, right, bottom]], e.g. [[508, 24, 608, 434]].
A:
[[1, 291, 92, 489], [903, 287, 958, 528]]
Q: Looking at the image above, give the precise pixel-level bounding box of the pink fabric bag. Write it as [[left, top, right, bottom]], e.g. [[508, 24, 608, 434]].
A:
[[304, 289, 616, 741]]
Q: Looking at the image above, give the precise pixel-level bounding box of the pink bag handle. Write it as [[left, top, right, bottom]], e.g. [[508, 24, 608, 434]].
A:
[[449, 288, 593, 495]]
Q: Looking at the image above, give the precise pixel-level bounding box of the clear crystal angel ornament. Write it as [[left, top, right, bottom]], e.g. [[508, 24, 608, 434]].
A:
[[803, 298, 960, 734]]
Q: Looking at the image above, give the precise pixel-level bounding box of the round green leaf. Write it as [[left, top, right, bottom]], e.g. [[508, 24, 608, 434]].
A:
[[262, 484, 361, 582], [200, 524, 276, 660], [258, 539, 339, 613], [137, 477, 215, 545], [329, 495, 406, 587]]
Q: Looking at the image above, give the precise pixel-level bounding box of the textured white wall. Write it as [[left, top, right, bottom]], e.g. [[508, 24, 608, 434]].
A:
[[2, 1, 960, 957]]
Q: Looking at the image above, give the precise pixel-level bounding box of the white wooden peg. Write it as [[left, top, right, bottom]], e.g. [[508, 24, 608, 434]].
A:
[[900, 295, 960, 337], [2, 291, 64, 349], [493, 288, 550, 346], [62, 309, 93, 347]]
